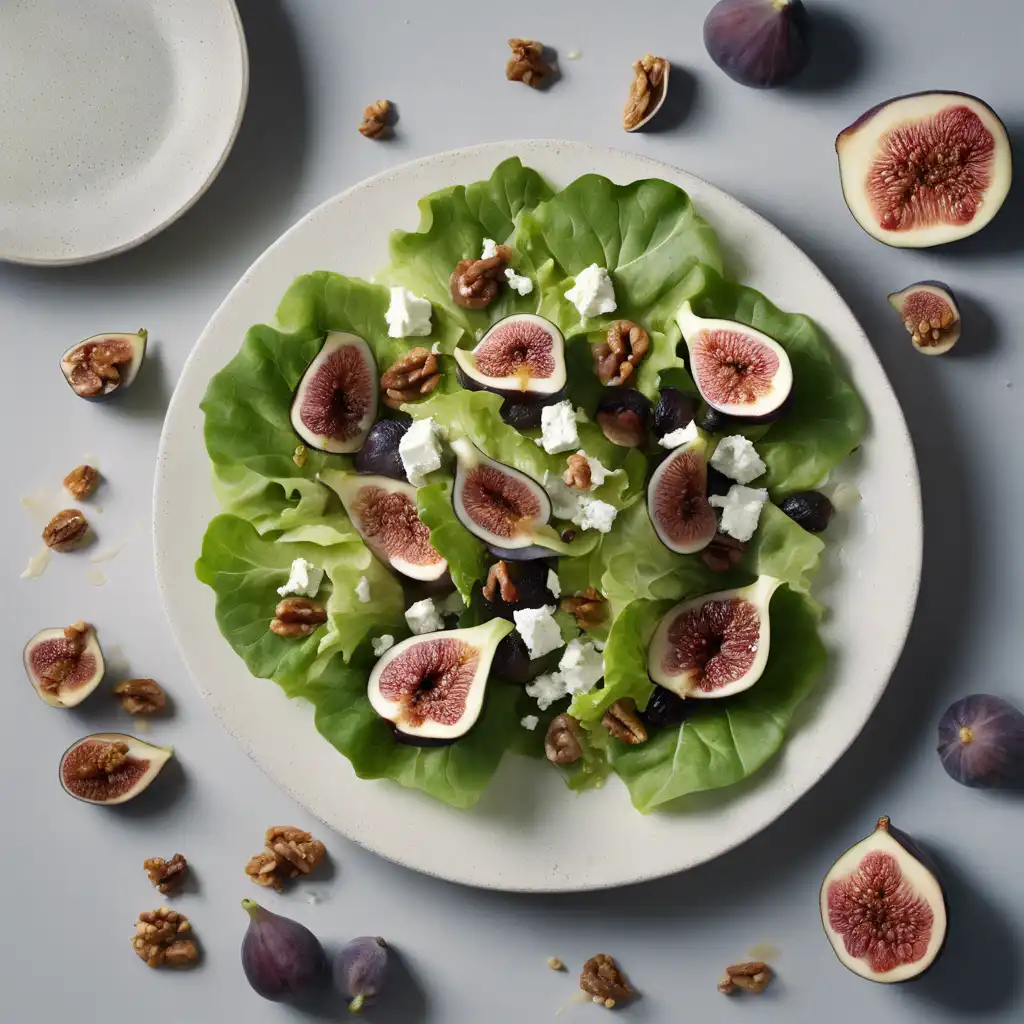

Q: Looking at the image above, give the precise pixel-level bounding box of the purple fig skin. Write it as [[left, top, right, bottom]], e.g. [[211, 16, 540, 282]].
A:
[[240, 899, 327, 1002], [334, 936, 389, 1013], [937, 694, 1024, 789], [704, 0, 810, 89], [486, 543, 556, 562]]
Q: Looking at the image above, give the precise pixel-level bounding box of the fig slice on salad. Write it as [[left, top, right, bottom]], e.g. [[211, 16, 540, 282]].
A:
[[647, 436, 717, 554], [648, 576, 781, 699], [24, 621, 104, 708], [290, 332, 379, 453], [368, 619, 513, 743], [451, 439, 552, 549], [887, 281, 961, 355], [454, 314, 567, 398], [596, 388, 653, 448], [325, 473, 447, 581], [59, 732, 173, 805], [61, 330, 147, 399], [677, 303, 793, 418], [836, 92, 1013, 248]]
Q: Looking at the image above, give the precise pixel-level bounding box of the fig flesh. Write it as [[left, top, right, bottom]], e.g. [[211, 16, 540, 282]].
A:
[[704, 0, 810, 89], [325, 472, 447, 581], [61, 330, 147, 399], [647, 436, 717, 554], [821, 817, 947, 983], [648, 576, 781, 699], [596, 388, 652, 448], [677, 303, 793, 418], [937, 694, 1024, 789], [241, 899, 327, 1002], [24, 622, 104, 708], [451, 439, 552, 549], [368, 619, 513, 741], [887, 281, 961, 356], [290, 332, 378, 453], [354, 419, 410, 480], [59, 732, 172, 805], [454, 314, 566, 398], [334, 936, 389, 1013], [836, 92, 1013, 248]]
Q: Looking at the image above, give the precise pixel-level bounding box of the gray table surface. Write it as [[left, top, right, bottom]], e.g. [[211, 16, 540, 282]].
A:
[[3, 1, 1022, 1021]]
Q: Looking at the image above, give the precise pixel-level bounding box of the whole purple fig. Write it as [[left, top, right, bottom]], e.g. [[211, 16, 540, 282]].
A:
[[334, 936, 389, 1013], [240, 899, 327, 1002]]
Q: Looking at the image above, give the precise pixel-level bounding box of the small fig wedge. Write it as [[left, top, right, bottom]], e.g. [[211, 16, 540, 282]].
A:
[[323, 471, 447, 581], [59, 732, 173, 805], [647, 436, 717, 554], [61, 330, 147, 399], [24, 622, 104, 708], [368, 619, 513, 742], [821, 817, 947, 983], [454, 314, 567, 397], [648, 576, 781, 699], [677, 303, 793, 418], [596, 388, 653, 448], [887, 281, 961, 355], [290, 332, 378, 453]]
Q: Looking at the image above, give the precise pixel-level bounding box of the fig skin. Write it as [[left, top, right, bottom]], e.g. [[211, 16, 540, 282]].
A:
[[653, 387, 699, 439], [704, 0, 810, 89], [241, 899, 327, 1002], [937, 694, 1024, 789], [354, 419, 410, 480], [499, 392, 567, 430], [596, 388, 652, 448], [780, 491, 834, 533], [334, 936, 390, 1013]]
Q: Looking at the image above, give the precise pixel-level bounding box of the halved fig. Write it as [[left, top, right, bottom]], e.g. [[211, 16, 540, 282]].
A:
[[647, 436, 717, 554], [61, 330, 147, 399], [836, 92, 1013, 248], [451, 439, 551, 549], [648, 576, 781, 699], [596, 388, 653, 448], [59, 732, 173, 805], [325, 473, 447, 581], [887, 281, 961, 355], [454, 314, 566, 398], [368, 619, 513, 742], [678, 303, 793, 418], [24, 621, 104, 708], [821, 817, 947, 983], [290, 332, 378, 453]]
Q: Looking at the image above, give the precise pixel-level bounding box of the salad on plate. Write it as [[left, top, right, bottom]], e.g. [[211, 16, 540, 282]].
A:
[[195, 157, 865, 813]]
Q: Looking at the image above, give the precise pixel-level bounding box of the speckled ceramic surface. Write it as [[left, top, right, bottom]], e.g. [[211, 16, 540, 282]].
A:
[[0, 0, 248, 266], [154, 141, 922, 892]]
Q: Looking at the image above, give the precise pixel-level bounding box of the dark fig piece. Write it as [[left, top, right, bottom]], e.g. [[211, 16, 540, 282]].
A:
[[334, 936, 389, 1013], [325, 472, 447, 581], [596, 388, 652, 448], [499, 391, 567, 430], [698, 403, 735, 434], [61, 330, 147, 399], [59, 732, 173, 805], [480, 559, 556, 618], [836, 92, 1013, 247], [653, 387, 699, 440], [937, 694, 1024, 789], [290, 332, 378, 453], [643, 686, 692, 728], [780, 491, 835, 533], [354, 419, 410, 479], [368, 620, 513, 741], [704, 0, 810, 89], [648, 576, 780, 698], [821, 817, 947, 983], [24, 621, 104, 708], [492, 631, 535, 683], [678, 303, 793, 418], [454, 314, 566, 398], [241, 899, 328, 1002], [451, 439, 551, 549], [647, 436, 717, 554], [888, 281, 961, 356]]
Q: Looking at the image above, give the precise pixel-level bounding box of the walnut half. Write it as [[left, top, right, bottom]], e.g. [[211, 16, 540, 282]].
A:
[[245, 826, 327, 891], [506, 38, 550, 88], [133, 907, 199, 969], [144, 853, 188, 894], [719, 961, 774, 995], [580, 953, 634, 1008], [359, 99, 392, 139]]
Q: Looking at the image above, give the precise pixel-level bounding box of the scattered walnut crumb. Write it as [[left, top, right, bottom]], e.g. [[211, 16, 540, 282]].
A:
[[359, 99, 392, 138], [246, 826, 326, 891], [64, 464, 100, 500], [133, 907, 199, 969], [547, 956, 566, 971], [719, 961, 773, 995], [506, 38, 550, 88], [114, 678, 167, 714], [580, 954, 634, 1008], [144, 853, 188, 894]]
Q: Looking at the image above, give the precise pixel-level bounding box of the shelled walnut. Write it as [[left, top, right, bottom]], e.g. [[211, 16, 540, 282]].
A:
[[133, 907, 199, 969], [245, 826, 326, 891]]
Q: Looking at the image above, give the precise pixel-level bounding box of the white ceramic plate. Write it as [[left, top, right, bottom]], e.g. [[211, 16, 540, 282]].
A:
[[154, 141, 921, 892], [0, 0, 248, 266]]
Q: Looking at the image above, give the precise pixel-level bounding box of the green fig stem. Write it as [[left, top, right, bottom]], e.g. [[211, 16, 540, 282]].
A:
[[241, 898, 267, 920], [349, 994, 365, 1014]]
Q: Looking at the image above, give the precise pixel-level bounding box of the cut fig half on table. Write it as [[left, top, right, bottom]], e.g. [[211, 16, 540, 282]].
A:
[[59, 732, 173, 805], [61, 330, 147, 400], [24, 622, 104, 708], [887, 281, 961, 355]]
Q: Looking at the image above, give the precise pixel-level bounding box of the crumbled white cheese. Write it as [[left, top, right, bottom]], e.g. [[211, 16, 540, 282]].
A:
[[659, 421, 699, 449], [399, 417, 442, 486], [575, 450, 615, 489], [710, 435, 767, 485], [371, 634, 395, 656], [710, 485, 769, 542], [355, 576, 371, 603], [575, 498, 617, 534], [504, 267, 534, 296], [405, 597, 444, 635], [439, 590, 466, 614], [513, 605, 564, 660], [537, 400, 580, 454], [385, 286, 433, 338], [277, 558, 324, 598], [481, 238, 499, 260], [573, 407, 590, 423], [543, 472, 582, 520], [546, 568, 561, 598], [557, 639, 605, 695], [525, 672, 566, 711], [430, 340, 442, 355], [521, 715, 540, 731], [565, 264, 617, 318], [542, 470, 617, 533]]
